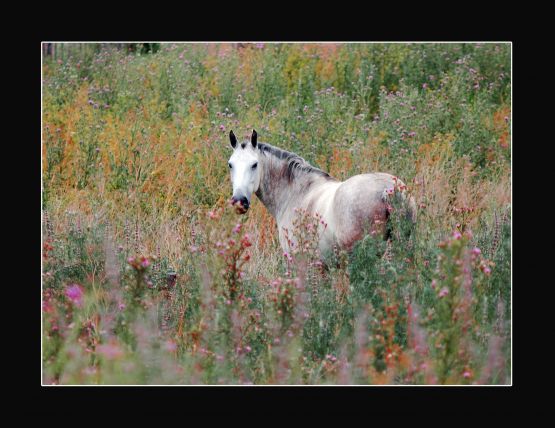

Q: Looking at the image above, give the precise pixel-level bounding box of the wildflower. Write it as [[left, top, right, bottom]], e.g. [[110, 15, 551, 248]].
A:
[[42, 299, 52, 313], [472, 247, 481, 255], [165, 340, 177, 353], [439, 287, 449, 298], [118, 302, 126, 311], [97, 343, 124, 360], [422, 83, 428, 89], [453, 230, 462, 240], [255, 43, 265, 49], [83, 366, 97, 376], [232, 223, 242, 234], [219, 124, 225, 131], [245, 345, 252, 352], [65, 284, 84, 307]]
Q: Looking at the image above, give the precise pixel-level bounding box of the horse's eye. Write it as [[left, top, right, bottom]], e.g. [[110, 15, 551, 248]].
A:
[[252, 162, 258, 170], [228, 163, 233, 169]]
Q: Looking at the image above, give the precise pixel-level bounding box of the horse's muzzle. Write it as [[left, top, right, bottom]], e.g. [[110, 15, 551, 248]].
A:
[[231, 196, 249, 214]]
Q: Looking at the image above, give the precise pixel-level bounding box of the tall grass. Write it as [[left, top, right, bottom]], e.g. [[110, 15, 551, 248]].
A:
[[42, 42, 511, 385]]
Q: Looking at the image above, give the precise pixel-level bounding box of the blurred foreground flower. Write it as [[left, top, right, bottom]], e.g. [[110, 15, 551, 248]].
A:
[[65, 284, 84, 307], [97, 342, 124, 360]]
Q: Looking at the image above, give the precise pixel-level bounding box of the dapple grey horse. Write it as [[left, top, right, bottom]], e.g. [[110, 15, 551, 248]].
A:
[[227, 130, 416, 257]]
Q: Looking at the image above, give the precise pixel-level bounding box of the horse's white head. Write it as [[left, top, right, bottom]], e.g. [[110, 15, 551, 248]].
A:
[[228, 130, 261, 214]]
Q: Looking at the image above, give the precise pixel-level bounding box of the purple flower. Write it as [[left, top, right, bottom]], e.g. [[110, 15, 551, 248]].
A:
[[255, 43, 265, 49], [65, 284, 84, 307], [439, 287, 449, 298], [219, 124, 225, 131], [165, 340, 177, 352], [97, 343, 124, 360]]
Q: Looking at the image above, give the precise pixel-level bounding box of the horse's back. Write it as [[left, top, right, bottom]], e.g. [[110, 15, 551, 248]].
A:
[[335, 172, 398, 208]]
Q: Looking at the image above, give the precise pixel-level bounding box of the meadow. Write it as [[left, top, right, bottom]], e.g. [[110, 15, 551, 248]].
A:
[[42, 42, 511, 385]]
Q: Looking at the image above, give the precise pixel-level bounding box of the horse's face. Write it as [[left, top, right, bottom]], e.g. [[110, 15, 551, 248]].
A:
[[228, 130, 261, 214]]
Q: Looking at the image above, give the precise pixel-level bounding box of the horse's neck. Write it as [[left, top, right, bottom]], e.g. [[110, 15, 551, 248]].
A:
[[255, 158, 305, 222]]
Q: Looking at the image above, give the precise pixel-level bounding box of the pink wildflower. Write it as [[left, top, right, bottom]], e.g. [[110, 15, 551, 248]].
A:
[[97, 343, 124, 360], [439, 287, 449, 298], [165, 340, 178, 353], [65, 284, 84, 307], [42, 299, 53, 313]]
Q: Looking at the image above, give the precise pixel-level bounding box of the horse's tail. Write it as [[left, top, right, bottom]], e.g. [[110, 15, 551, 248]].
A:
[[405, 193, 417, 224], [382, 184, 417, 240]]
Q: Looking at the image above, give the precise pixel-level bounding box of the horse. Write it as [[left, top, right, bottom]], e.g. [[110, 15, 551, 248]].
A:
[[227, 129, 416, 258]]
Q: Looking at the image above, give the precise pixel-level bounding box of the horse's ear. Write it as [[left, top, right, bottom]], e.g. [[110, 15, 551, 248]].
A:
[[251, 129, 257, 148], [229, 130, 237, 149]]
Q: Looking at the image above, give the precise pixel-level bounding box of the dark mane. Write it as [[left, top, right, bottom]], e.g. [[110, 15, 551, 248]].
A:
[[257, 143, 334, 182]]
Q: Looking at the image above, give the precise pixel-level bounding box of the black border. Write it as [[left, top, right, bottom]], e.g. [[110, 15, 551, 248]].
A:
[[23, 15, 537, 411]]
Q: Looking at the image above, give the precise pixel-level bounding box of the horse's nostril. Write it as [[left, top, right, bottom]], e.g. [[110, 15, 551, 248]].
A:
[[240, 197, 249, 210]]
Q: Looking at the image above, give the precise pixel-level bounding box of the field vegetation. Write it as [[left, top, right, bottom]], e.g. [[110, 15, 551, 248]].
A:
[[42, 42, 511, 385]]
